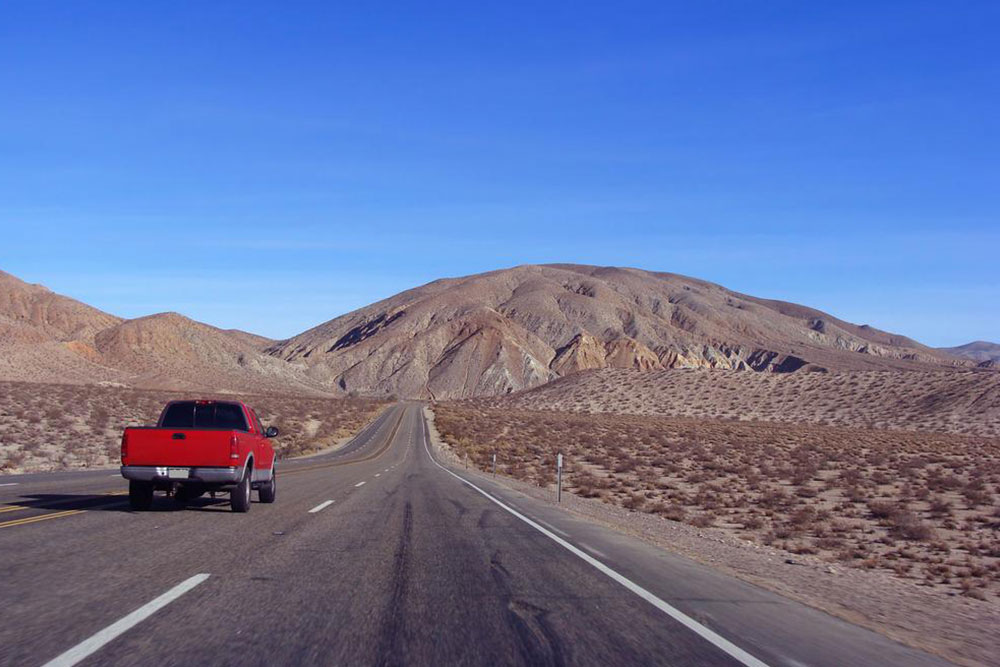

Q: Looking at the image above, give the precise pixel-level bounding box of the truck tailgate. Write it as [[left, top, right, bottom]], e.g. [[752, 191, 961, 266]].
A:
[[124, 428, 235, 467]]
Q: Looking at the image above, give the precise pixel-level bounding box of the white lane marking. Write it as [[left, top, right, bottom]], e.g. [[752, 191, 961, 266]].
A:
[[308, 500, 334, 514], [419, 418, 767, 667], [42, 573, 210, 667], [354, 481, 366, 487], [374, 473, 381, 478], [0, 482, 19, 487]]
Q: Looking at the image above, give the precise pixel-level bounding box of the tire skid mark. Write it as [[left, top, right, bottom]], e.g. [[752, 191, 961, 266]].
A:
[[487, 549, 566, 666], [376, 501, 413, 666]]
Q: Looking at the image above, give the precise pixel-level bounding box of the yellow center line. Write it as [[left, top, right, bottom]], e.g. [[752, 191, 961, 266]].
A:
[[0, 509, 86, 529]]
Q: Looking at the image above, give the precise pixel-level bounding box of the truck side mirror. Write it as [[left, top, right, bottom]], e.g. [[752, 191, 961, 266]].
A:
[[265, 426, 279, 438]]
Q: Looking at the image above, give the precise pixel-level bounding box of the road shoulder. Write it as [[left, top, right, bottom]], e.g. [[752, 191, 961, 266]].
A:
[[423, 405, 999, 666]]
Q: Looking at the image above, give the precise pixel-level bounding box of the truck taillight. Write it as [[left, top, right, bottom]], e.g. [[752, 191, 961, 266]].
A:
[[230, 434, 239, 460], [120, 431, 128, 465]]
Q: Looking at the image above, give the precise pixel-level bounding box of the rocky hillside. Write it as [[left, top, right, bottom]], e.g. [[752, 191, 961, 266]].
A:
[[0, 270, 121, 344], [0, 270, 325, 394], [268, 264, 966, 399], [940, 341, 1000, 367]]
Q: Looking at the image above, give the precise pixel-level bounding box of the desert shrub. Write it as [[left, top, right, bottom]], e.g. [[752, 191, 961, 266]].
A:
[[655, 503, 687, 522], [868, 500, 899, 520], [888, 511, 936, 542]]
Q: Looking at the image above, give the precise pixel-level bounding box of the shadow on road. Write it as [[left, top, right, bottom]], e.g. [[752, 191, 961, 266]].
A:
[[3, 493, 232, 513]]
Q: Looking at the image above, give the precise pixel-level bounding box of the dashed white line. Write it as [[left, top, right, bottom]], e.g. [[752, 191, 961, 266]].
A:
[[0, 482, 19, 487], [419, 416, 768, 667], [374, 473, 381, 478], [354, 481, 366, 487], [308, 500, 335, 513], [42, 573, 210, 667]]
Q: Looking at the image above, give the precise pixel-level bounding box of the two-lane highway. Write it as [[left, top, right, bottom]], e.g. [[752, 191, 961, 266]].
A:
[[1, 404, 949, 666]]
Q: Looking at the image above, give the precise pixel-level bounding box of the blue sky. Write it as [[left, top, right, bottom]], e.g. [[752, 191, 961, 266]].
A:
[[1, 1, 996, 345]]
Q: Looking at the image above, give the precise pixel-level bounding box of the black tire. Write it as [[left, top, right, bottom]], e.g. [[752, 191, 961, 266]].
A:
[[258, 468, 276, 504], [231, 466, 252, 513], [129, 480, 154, 511]]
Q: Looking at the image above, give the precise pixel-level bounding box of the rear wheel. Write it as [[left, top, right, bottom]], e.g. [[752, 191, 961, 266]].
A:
[[129, 480, 154, 511], [258, 468, 276, 503], [231, 466, 251, 513]]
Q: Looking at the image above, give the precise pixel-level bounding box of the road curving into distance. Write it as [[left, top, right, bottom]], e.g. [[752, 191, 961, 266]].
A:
[[1, 403, 949, 666]]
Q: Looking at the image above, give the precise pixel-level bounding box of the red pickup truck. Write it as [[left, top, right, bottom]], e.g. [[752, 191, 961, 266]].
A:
[[120, 399, 278, 512]]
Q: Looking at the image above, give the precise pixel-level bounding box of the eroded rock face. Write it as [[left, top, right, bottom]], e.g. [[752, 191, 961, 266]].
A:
[[551, 333, 608, 374], [551, 333, 662, 374], [604, 337, 662, 371]]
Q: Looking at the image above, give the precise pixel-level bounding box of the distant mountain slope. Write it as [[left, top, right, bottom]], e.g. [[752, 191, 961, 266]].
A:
[[940, 341, 1000, 366], [222, 329, 277, 351], [0, 270, 121, 343], [268, 264, 965, 399], [0, 270, 325, 394], [93, 313, 325, 393]]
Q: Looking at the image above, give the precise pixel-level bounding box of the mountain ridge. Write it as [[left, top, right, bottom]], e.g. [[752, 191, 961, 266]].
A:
[[266, 264, 972, 398], [0, 264, 981, 398]]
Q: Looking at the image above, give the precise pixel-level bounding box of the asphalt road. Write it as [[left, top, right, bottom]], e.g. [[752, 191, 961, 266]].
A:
[[0, 403, 951, 666]]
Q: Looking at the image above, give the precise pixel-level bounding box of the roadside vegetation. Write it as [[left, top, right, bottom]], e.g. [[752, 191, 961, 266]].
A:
[[484, 368, 1000, 437], [434, 404, 1000, 601], [0, 381, 387, 472]]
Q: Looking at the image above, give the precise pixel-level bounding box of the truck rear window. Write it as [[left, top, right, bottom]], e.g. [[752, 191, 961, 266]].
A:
[[160, 401, 249, 431]]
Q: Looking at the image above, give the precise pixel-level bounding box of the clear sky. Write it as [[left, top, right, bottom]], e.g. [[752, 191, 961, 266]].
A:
[[1, 2, 996, 345]]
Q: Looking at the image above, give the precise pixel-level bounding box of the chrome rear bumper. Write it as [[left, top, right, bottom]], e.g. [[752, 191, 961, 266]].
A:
[[120, 465, 240, 485]]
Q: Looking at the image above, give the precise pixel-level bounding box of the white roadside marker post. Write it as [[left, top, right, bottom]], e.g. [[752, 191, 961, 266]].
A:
[[557, 453, 563, 503], [492, 452, 497, 478]]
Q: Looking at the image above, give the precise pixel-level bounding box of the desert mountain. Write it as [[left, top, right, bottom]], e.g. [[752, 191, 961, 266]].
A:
[[0, 271, 324, 394], [0, 270, 121, 343], [940, 341, 1000, 367], [268, 264, 966, 399], [92, 313, 325, 393]]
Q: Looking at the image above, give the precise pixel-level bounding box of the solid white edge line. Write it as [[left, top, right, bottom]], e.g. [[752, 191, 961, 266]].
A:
[[308, 500, 335, 513], [418, 412, 768, 667], [42, 573, 210, 667], [354, 481, 366, 487]]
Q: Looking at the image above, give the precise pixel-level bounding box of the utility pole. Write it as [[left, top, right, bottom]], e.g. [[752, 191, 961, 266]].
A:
[[557, 453, 563, 503]]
